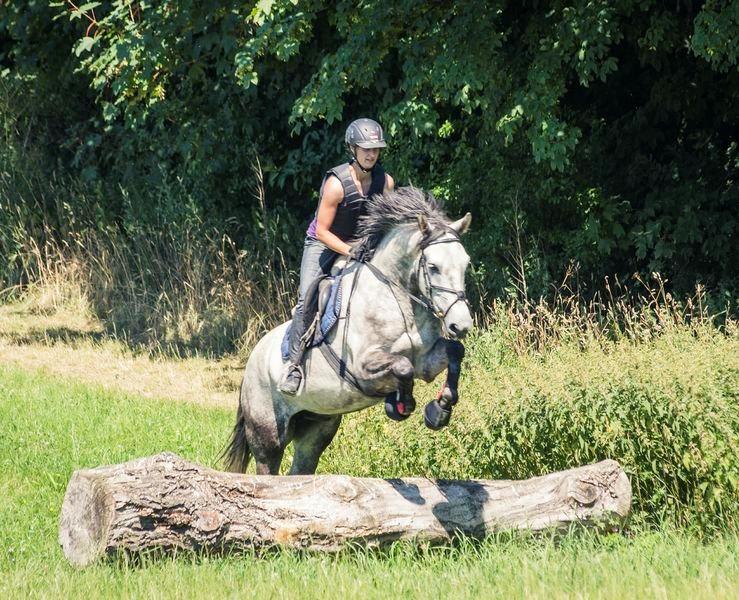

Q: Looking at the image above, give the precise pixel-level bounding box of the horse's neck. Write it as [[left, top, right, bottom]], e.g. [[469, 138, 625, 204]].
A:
[[369, 228, 417, 288], [342, 228, 439, 357], [364, 228, 439, 336]]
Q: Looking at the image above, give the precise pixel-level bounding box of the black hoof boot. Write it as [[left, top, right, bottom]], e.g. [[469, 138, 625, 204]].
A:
[[424, 399, 452, 430], [385, 391, 413, 421]]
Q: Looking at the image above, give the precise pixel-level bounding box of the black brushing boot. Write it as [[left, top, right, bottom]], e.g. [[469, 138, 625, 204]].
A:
[[424, 398, 452, 430], [384, 391, 415, 421]]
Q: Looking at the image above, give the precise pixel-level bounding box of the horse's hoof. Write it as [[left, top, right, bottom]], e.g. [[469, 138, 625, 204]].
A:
[[385, 392, 413, 421], [424, 399, 452, 430]]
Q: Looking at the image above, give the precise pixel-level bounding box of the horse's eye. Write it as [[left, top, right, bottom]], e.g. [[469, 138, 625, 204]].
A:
[[428, 264, 440, 275]]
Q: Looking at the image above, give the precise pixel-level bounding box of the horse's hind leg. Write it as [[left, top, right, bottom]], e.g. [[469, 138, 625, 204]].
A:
[[247, 411, 295, 475], [240, 385, 295, 475], [288, 413, 342, 475], [252, 442, 286, 475]]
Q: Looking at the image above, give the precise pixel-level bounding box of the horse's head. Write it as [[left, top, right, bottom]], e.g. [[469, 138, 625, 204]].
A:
[[415, 212, 473, 340], [357, 186, 475, 339]]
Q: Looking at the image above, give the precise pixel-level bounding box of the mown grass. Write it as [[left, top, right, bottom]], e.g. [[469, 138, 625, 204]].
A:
[[1, 343, 738, 598]]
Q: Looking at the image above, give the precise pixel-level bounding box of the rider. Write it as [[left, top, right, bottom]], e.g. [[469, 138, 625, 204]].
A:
[[279, 118, 395, 395]]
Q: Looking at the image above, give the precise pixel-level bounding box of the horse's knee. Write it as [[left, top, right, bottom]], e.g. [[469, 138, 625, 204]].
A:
[[391, 357, 414, 380]]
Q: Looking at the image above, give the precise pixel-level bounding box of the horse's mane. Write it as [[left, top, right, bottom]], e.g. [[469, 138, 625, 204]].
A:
[[355, 186, 449, 249]]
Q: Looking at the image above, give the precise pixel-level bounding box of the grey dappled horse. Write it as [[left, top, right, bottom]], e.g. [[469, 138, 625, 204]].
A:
[[224, 187, 473, 475]]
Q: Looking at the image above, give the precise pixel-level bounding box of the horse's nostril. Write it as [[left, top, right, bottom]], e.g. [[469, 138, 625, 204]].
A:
[[449, 322, 469, 339]]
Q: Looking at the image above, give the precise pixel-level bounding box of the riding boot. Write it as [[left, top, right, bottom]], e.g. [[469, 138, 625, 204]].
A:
[[279, 305, 309, 395]]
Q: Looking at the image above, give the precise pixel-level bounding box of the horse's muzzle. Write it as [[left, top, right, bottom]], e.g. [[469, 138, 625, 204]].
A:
[[446, 321, 470, 340]]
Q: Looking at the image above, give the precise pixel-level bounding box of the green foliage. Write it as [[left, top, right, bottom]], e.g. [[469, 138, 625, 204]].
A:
[[1, 357, 737, 598], [692, 0, 739, 70], [1, 1, 737, 299]]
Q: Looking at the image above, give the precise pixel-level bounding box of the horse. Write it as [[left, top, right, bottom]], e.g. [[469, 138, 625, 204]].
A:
[[224, 187, 473, 475]]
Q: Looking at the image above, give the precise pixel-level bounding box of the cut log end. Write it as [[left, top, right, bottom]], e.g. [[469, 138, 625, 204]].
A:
[[59, 472, 114, 567]]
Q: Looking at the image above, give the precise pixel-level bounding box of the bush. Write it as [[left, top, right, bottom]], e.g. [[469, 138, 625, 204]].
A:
[[322, 323, 738, 534], [467, 331, 738, 533]]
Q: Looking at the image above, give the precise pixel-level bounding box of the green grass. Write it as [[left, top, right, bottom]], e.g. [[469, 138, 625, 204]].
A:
[[5, 532, 739, 599], [0, 362, 738, 598]]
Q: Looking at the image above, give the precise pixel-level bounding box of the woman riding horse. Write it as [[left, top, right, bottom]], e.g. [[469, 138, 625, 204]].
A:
[[280, 118, 395, 395], [225, 185, 473, 475]]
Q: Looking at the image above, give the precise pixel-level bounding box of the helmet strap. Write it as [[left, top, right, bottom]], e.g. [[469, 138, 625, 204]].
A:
[[349, 150, 373, 174]]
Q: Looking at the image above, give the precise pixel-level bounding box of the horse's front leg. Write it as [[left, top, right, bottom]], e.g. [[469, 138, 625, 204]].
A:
[[440, 339, 464, 406], [422, 339, 465, 430], [360, 350, 416, 421]]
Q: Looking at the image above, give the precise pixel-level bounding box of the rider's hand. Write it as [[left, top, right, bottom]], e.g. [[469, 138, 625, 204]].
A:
[[348, 244, 370, 262]]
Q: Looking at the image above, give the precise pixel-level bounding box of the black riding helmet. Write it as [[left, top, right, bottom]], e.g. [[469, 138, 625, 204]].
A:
[[345, 118, 387, 172]]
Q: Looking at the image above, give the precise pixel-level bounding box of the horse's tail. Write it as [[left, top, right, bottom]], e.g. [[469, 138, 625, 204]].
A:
[[222, 386, 251, 472]]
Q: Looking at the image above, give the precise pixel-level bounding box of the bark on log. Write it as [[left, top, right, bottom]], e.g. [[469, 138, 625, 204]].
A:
[[59, 453, 631, 567]]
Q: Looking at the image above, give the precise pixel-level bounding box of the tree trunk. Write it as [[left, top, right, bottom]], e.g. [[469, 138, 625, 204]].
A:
[[59, 452, 631, 567]]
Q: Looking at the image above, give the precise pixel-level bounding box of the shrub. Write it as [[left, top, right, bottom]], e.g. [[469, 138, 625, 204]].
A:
[[323, 324, 738, 534]]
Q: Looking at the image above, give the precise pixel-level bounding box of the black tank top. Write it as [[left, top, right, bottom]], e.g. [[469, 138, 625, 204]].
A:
[[310, 162, 386, 242]]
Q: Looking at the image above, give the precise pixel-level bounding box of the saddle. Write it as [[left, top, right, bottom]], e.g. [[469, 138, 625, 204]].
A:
[[281, 274, 343, 361]]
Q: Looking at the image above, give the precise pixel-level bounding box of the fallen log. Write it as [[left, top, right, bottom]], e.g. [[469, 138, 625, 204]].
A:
[[59, 452, 631, 567]]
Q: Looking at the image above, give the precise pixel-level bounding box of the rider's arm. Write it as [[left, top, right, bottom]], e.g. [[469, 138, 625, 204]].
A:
[[385, 173, 395, 192], [315, 176, 353, 256]]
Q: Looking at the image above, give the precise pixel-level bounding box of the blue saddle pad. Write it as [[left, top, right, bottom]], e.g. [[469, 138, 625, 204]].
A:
[[281, 273, 343, 361]]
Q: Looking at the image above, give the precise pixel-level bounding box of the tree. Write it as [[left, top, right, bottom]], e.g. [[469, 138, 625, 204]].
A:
[[3, 0, 737, 296]]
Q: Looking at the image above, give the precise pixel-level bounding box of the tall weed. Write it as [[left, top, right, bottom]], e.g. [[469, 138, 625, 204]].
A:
[[478, 267, 732, 357], [7, 224, 295, 356]]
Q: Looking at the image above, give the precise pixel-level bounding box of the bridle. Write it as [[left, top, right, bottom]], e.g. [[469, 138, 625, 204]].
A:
[[415, 233, 471, 337]]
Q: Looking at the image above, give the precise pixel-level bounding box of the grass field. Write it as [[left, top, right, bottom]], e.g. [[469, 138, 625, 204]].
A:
[[1, 364, 737, 599]]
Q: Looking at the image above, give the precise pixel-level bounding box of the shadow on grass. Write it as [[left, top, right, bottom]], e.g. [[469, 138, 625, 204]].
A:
[[1, 326, 108, 347], [0, 314, 246, 362]]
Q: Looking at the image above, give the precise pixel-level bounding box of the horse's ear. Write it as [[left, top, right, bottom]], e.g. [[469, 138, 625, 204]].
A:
[[417, 214, 430, 236], [449, 212, 472, 235]]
